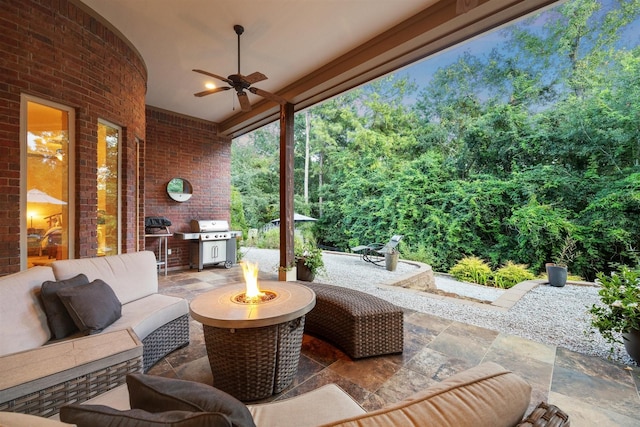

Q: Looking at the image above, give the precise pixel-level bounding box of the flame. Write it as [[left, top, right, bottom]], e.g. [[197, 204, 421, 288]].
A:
[[241, 261, 264, 299]]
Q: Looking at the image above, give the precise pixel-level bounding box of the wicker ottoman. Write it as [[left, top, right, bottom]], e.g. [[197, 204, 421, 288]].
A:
[[303, 283, 404, 359]]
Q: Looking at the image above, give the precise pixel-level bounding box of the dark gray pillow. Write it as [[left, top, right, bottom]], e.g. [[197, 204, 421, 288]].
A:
[[127, 374, 255, 427], [56, 279, 122, 335], [60, 404, 232, 427], [40, 274, 90, 339]]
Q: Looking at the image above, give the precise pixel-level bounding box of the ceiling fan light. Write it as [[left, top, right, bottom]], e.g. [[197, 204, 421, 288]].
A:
[[205, 82, 216, 89]]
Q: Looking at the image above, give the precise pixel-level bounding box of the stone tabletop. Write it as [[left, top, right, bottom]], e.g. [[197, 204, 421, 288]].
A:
[[190, 281, 316, 329]]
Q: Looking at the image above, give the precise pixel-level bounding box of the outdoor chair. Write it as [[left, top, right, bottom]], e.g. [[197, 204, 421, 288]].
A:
[[351, 234, 403, 265]]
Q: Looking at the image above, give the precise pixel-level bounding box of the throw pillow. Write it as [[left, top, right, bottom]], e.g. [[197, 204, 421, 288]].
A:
[[59, 404, 232, 427], [40, 273, 90, 339], [56, 279, 122, 335], [127, 374, 256, 427]]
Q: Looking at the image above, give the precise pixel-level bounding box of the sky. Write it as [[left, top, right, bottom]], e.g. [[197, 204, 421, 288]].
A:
[[394, 0, 639, 98], [237, 0, 639, 142]]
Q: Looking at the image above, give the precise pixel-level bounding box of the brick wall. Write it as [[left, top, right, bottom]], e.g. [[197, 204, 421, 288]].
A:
[[0, 0, 145, 274], [0, 0, 232, 275], [144, 107, 232, 270]]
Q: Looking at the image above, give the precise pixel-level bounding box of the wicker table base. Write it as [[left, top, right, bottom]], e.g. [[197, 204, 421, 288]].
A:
[[190, 282, 316, 402], [203, 317, 305, 401]]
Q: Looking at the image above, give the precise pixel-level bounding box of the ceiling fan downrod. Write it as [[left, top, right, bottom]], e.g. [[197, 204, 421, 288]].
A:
[[234, 25, 244, 75]]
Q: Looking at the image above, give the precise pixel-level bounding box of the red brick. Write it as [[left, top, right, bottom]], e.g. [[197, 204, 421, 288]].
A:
[[0, 0, 232, 275]]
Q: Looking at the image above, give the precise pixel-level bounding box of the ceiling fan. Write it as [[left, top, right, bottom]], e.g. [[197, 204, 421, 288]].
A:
[[193, 25, 287, 112]]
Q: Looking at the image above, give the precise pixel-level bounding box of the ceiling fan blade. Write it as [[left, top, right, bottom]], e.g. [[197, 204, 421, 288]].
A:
[[237, 91, 251, 111], [192, 69, 233, 85], [242, 72, 268, 84], [249, 87, 287, 105], [194, 86, 231, 97]]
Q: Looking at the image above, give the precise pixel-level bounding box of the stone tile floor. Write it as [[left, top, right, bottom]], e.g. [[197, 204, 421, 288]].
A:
[[148, 266, 640, 426]]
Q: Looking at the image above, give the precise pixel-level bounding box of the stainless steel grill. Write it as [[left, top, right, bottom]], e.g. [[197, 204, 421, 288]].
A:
[[175, 220, 237, 271]]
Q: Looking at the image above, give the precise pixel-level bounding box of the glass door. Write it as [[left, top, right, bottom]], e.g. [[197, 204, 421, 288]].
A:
[[22, 97, 74, 268]]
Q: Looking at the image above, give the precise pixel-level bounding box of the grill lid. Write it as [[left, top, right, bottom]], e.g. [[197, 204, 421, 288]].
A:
[[145, 216, 172, 228], [190, 219, 229, 233]]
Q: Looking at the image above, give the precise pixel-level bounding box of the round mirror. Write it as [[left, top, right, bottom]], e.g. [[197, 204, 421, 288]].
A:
[[167, 178, 193, 202]]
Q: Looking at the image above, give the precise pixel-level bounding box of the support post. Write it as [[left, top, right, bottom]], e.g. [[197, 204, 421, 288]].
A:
[[279, 102, 296, 281]]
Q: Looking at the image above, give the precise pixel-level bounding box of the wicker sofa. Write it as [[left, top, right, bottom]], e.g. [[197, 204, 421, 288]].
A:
[[0, 362, 569, 426], [0, 251, 189, 417]]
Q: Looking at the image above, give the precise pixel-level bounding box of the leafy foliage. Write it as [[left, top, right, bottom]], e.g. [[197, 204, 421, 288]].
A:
[[230, 186, 248, 239], [231, 0, 640, 281], [449, 256, 492, 286], [255, 228, 280, 249], [294, 239, 325, 276], [589, 265, 640, 348], [493, 261, 535, 289]]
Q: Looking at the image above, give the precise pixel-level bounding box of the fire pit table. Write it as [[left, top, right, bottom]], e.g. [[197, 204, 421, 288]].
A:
[[189, 281, 316, 401]]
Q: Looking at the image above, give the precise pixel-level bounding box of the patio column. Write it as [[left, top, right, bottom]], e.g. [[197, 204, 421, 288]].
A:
[[279, 102, 296, 281]]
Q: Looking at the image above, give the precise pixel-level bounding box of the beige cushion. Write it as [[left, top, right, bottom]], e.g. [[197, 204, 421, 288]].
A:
[[0, 411, 74, 426], [62, 383, 366, 427], [52, 251, 158, 304], [247, 384, 366, 427], [320, 362, 531, 427], [0, 266, 55, 356], [102, 293, 188, 340], [50, 363, 530, 427]]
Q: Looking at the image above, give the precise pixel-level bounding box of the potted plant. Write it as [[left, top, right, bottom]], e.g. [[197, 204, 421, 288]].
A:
[[294, 242, 325, 282], [588, 265, 640, 363], [546, 236, 577, 287]]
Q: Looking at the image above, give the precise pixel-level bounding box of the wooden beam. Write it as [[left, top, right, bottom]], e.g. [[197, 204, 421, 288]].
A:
[[219, 0, 560, 137], [278, 102, 295, 281]]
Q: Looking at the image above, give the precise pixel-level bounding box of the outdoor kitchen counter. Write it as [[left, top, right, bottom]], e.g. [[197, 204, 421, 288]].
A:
[[189, 282, 316, 401]]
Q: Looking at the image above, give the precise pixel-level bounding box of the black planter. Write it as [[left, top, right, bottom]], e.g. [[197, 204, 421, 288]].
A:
[[547, 265, 567, 287], [296, 258, 315, 282], [623, 329, 640, 363]]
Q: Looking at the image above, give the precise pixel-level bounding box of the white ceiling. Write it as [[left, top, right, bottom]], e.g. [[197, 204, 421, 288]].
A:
[[78, 0, 558, 137]]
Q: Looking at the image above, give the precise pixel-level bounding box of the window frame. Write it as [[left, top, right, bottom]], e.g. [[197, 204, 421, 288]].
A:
[[97, 119, 122, 256], [20, 95, 76, 269]]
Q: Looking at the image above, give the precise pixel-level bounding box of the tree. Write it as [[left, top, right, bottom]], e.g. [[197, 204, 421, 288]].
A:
[[233, 0, 640, 279]]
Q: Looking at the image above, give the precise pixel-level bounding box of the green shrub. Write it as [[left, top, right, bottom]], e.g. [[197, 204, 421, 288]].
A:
[[404, 243, 435, 265], [449, 256, 492, 286], [493, 261, 534, 289], [256, 228, 280, 249], [255, 227, 306, 250]]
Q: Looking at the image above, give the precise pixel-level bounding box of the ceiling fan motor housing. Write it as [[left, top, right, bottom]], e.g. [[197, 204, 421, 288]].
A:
[[192, 24, 286, 111], [228, 74, 250, 90]]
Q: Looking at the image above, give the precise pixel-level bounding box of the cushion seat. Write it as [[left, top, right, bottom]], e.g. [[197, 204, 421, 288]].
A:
[[104, 293, 188, 341], [45, 362, 542, 427]]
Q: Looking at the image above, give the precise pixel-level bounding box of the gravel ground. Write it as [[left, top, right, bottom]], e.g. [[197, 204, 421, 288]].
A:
[[240, 248, 634, 366]]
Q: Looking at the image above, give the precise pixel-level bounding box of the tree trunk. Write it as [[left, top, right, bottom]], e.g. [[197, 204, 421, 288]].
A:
[[304, 110, 310, 204], [318, 151, 323, 217]]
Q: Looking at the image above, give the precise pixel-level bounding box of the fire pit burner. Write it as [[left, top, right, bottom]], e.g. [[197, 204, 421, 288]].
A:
[[232, 290, 278, 304]]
